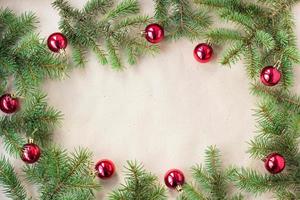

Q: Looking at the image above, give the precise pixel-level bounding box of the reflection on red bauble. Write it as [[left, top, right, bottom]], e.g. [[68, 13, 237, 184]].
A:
[[265, 153, 286, 174], [193, 43, 213, 63], [164, 169, 185, 191], [260, 66, 281, 86], [0, 94, 20, 114], [145, 23, 164, 44], [21, 143, 41, 164], [47, 32, 68, 53], [95, 159, 115, 179]]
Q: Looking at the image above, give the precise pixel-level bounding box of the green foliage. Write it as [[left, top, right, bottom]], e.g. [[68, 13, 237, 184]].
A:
[[0, 157, 28, 200], [0, 8, 68, 159], [109, 161, 166, 200], [1, 0, 300, 200], [0, 8, 68, 96], [179, 146, 243, 200], [192, 1, 300, 197], [0, 92, 62, 156], [228, 167, 300, 200], [23, 147, 100, 200], [53, 0, 158, 69], [251, 83, 300, 113], [249, 100, 300, 160], [232, 82, 300, 198], [196, 0, 300, 87], [258, 0, 300, 13], [154, 0, 211, 40]]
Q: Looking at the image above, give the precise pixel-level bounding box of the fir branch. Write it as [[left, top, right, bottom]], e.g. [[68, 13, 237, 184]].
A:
[[52, 0, 82, 19], [0, 9, 68, 98], [24, 147, 100, 200], [178, 184, 206, 200], [251, 83, 300, 112], [218, 9, 255, 31], [154, 0, 211, 40], [243, 44, 261, 78], [181, 146, 241, 200], [106, 38, 122, 69], [109, 161, 166, 200], [1, 129, 25, 157], [0, 91, 62, 156], [195, 0, 299, 88], [19, 92, 63, 143], [113, 15, 150, 31], [228, 167, 295, 195], [0, 10, 38, 48], [0, 156, 28, 200], [254, 30, 275, 53], [104, 0, 139, 20], [83, 0, 113, 16], [13, 33, 68, 96], [205, 28, 242, 45], [220, 41, 244, 66], [54, 0, 153, 68], [72, 45, 88, 67], [154, 0, 169, 22]]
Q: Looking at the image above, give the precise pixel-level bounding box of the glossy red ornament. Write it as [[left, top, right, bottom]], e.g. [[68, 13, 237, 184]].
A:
[[194, 43, 213, 63], [21, 143, 41, 164], [260, 66, 281, 86], [145, 23, 164, 44], [264, 153, 286, 174], [95, 159, 115, 179], [47, 32, 68, 53], [0, 94, 20, 114], [164, 169, 185, 191]]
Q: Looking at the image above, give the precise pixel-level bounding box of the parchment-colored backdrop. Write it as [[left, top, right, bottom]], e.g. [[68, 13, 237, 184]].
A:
[[1, 1, 300, 199]]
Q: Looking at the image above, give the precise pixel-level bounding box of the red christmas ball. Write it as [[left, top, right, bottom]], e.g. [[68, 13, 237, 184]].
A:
[[21, 143, 41, 164], [0, 94, 20, 114], [47, 32, 68, 53], [264, 153, 286, 174], [145, 23, 164, 44], [164, 169, 185, 191], [95, 159, 115, 179], [260, 66, 281, 86], [194, 43, 213, 63]]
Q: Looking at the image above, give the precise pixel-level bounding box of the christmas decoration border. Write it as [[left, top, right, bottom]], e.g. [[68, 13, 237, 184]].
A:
[[0, 0, 300, 199]]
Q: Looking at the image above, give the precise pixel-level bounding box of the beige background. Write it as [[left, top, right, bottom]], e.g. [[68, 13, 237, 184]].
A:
[[0, 0, 300, 199]]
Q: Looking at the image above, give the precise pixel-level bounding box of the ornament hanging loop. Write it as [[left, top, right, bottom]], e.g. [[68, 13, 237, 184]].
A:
[[176, 185, 183, 192], [274, 60, 282, 69], [28, 138, 34, 144], [206, 38, 212, 46], [140, 30, 146, 37], [89, 166, 98, 177], [59, 49, 69, 64]]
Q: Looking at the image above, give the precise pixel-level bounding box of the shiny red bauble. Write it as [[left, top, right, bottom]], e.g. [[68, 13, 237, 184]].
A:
[[20, 143, 41, 164], [264, 153, 286, 174], [164, 169, 185, 191], [0, 94, 20, 114], [47, 32, 68, 53], [95, 159, 115, 179], [193, 43, 213, 63], [145, 23, 164, 44], [260, 66, 281, 86]]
